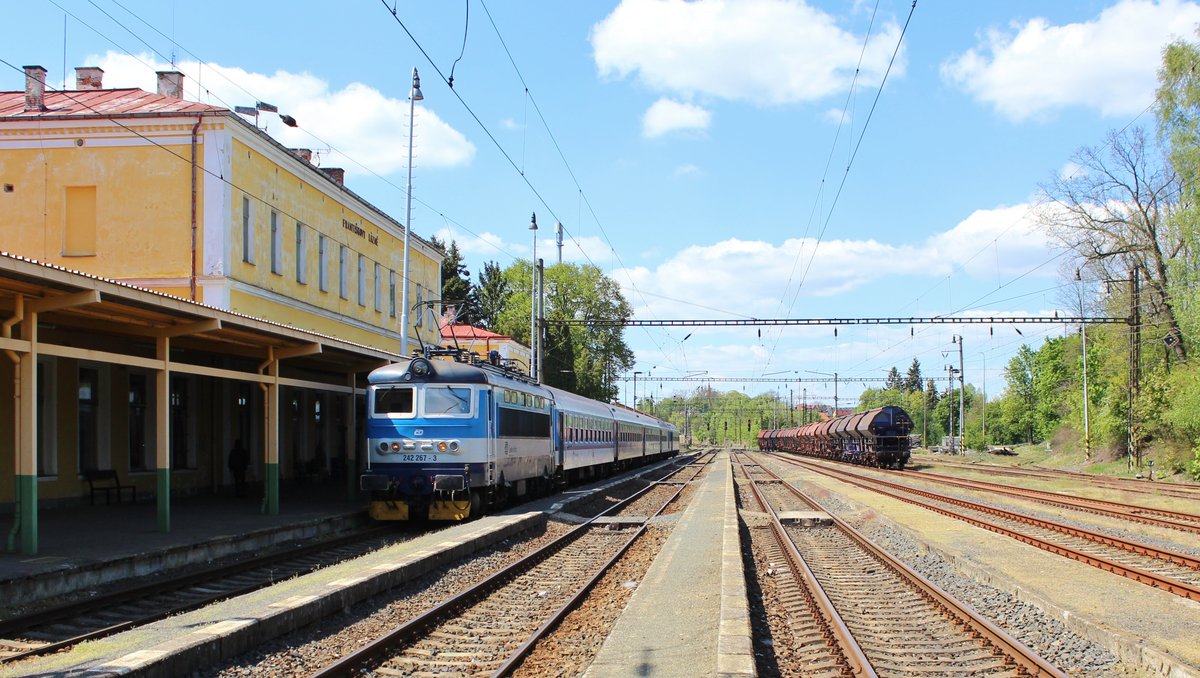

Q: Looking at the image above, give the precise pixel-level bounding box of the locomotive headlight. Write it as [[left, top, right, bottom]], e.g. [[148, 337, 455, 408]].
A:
[[378, 442, 388, 452], [409, 358, 433, 377], [436, 441, 448, 453], [448, 440, 459, 452], [390, 442, 401, 452]]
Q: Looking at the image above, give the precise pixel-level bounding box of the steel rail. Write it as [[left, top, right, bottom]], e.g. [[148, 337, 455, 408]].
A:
[[309, 456, 705, 678], [0, 524, 395, 664], [783, 456, 1200, 602], [924, 457, 1200, 500], [732, 454, 875, 677], [797, 458, 1200, 571], [490, 461, 707, 675], [747, 453, 1064, 677], [898, 468, 1200, 534]]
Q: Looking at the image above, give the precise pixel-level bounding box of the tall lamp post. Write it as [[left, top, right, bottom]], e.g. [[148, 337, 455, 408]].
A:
[[633, 371, 643, 410], [529, 213, 538, 381], [399, 68, 423, 357]]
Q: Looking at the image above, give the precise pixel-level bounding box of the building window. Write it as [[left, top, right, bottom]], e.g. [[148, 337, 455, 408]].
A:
[[339, 245, 349, 299], [63, 186, 97, 256], [128, 372, 156, 471], [78, 366, 107, 471], [389, 271, 396, 318], [37, 358, 58, 476], [270, 210, 282, 274], [318, 235, 328, 292], [373, 263, 382, 312], [171, 375, 193, 469], [242, 195, 255, 264], [296, 222, 307, 284], [358, 254, 366, 306]]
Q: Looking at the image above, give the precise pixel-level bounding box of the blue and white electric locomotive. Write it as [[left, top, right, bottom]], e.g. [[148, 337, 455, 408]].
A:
[[360, 351, 678, 521]]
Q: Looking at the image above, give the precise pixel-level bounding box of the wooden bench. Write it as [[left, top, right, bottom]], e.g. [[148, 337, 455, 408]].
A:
[[83, 469, 136, 505]]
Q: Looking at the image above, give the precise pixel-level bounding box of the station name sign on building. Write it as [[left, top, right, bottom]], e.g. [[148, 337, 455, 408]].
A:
[[342, 218, 378, 246]]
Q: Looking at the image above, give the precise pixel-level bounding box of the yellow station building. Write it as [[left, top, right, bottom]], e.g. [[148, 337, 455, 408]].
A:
[[0, 65, 444, 552]]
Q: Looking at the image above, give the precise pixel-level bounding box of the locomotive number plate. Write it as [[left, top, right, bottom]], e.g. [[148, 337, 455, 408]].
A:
[[400, 454, 434, 462]]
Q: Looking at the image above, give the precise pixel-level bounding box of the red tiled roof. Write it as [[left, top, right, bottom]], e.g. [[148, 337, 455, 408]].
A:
[[440, 321, 512, 341], [0, 88, 225, 118]]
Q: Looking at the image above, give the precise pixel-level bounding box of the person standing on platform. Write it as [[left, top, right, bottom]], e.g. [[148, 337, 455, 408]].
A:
[[229, 439, 249, 497]]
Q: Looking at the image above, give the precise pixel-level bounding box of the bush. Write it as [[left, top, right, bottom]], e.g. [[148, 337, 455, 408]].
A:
[[1191, 446, 1200, 482]]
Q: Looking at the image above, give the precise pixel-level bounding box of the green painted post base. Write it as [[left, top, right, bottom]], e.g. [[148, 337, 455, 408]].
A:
[[157, 469, 170, 532], [18, 474, 37, 555], [264, 463, 279, 515]]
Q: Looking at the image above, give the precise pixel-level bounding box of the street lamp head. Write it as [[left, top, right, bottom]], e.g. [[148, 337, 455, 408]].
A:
[[530, 212, 538, 231], [410, 68, 424, 102]]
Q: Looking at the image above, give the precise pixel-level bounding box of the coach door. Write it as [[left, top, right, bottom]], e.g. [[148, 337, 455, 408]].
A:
[[484, 387, 497, 486]]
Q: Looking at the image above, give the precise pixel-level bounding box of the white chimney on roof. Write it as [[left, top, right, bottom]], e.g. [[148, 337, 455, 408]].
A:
[[75, 67, 104, 90], [156, 70, 184, 99], [24, 65, 47, 112]]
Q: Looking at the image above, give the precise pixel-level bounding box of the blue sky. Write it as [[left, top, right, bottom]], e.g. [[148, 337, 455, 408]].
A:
[[6, 0, 1199, 408]]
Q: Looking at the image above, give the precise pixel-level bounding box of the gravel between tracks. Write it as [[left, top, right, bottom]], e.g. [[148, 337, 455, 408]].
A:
[[791, 480, 1146, 677], [205, 521, 575, 677], [510, 525, 672, 677]]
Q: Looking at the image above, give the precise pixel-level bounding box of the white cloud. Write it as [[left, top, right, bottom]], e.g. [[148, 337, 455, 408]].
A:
[[642, 98, 711, 137], [591, 0, 904, 106], [89, 51, 475, 175], [613, 204, 1058, 322], [941, 0, 1200, 121], [674, 163, 702, 177], [926, 204, 1057, 279], [431, 226, 616, 267], [822, 107, 850, 125]]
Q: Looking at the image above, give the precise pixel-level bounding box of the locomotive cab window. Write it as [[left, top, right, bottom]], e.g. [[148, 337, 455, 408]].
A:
[[374, 386, 414, 417], [424, 386, 472, 417]]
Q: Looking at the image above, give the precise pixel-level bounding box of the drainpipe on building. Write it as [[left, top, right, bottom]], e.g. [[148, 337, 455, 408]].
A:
[[3, 297, 24, 552], [190, 117, 202, 301]]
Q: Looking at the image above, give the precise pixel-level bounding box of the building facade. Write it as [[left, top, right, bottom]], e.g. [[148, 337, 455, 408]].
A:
[[0, 65, 442, 353], [0, 65, 442, 551]]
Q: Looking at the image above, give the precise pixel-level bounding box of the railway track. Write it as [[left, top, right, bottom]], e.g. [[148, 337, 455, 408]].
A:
[[0, 526, 402, 664], [309, 457, 709, 677], [733, 453, 1063, 677], [921, 456, 1200, 500], [898, 466, 1200, 534], [773, 455, 1200, 602]]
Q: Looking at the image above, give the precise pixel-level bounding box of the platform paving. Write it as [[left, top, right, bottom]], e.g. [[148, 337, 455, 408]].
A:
[[1, 484, 366, 608], [586, 450, 755, 678], [1, 510, 545, 677]]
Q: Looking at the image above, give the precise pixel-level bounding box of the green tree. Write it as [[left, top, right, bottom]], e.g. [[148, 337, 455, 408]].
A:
[[1002, 345, 1037, 444], [430, 237, 476, 325], [884, 367, 904, 391], [904, 358, 923, 393], [495, 261, 634, 402], [474, 261, 508, 330]]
